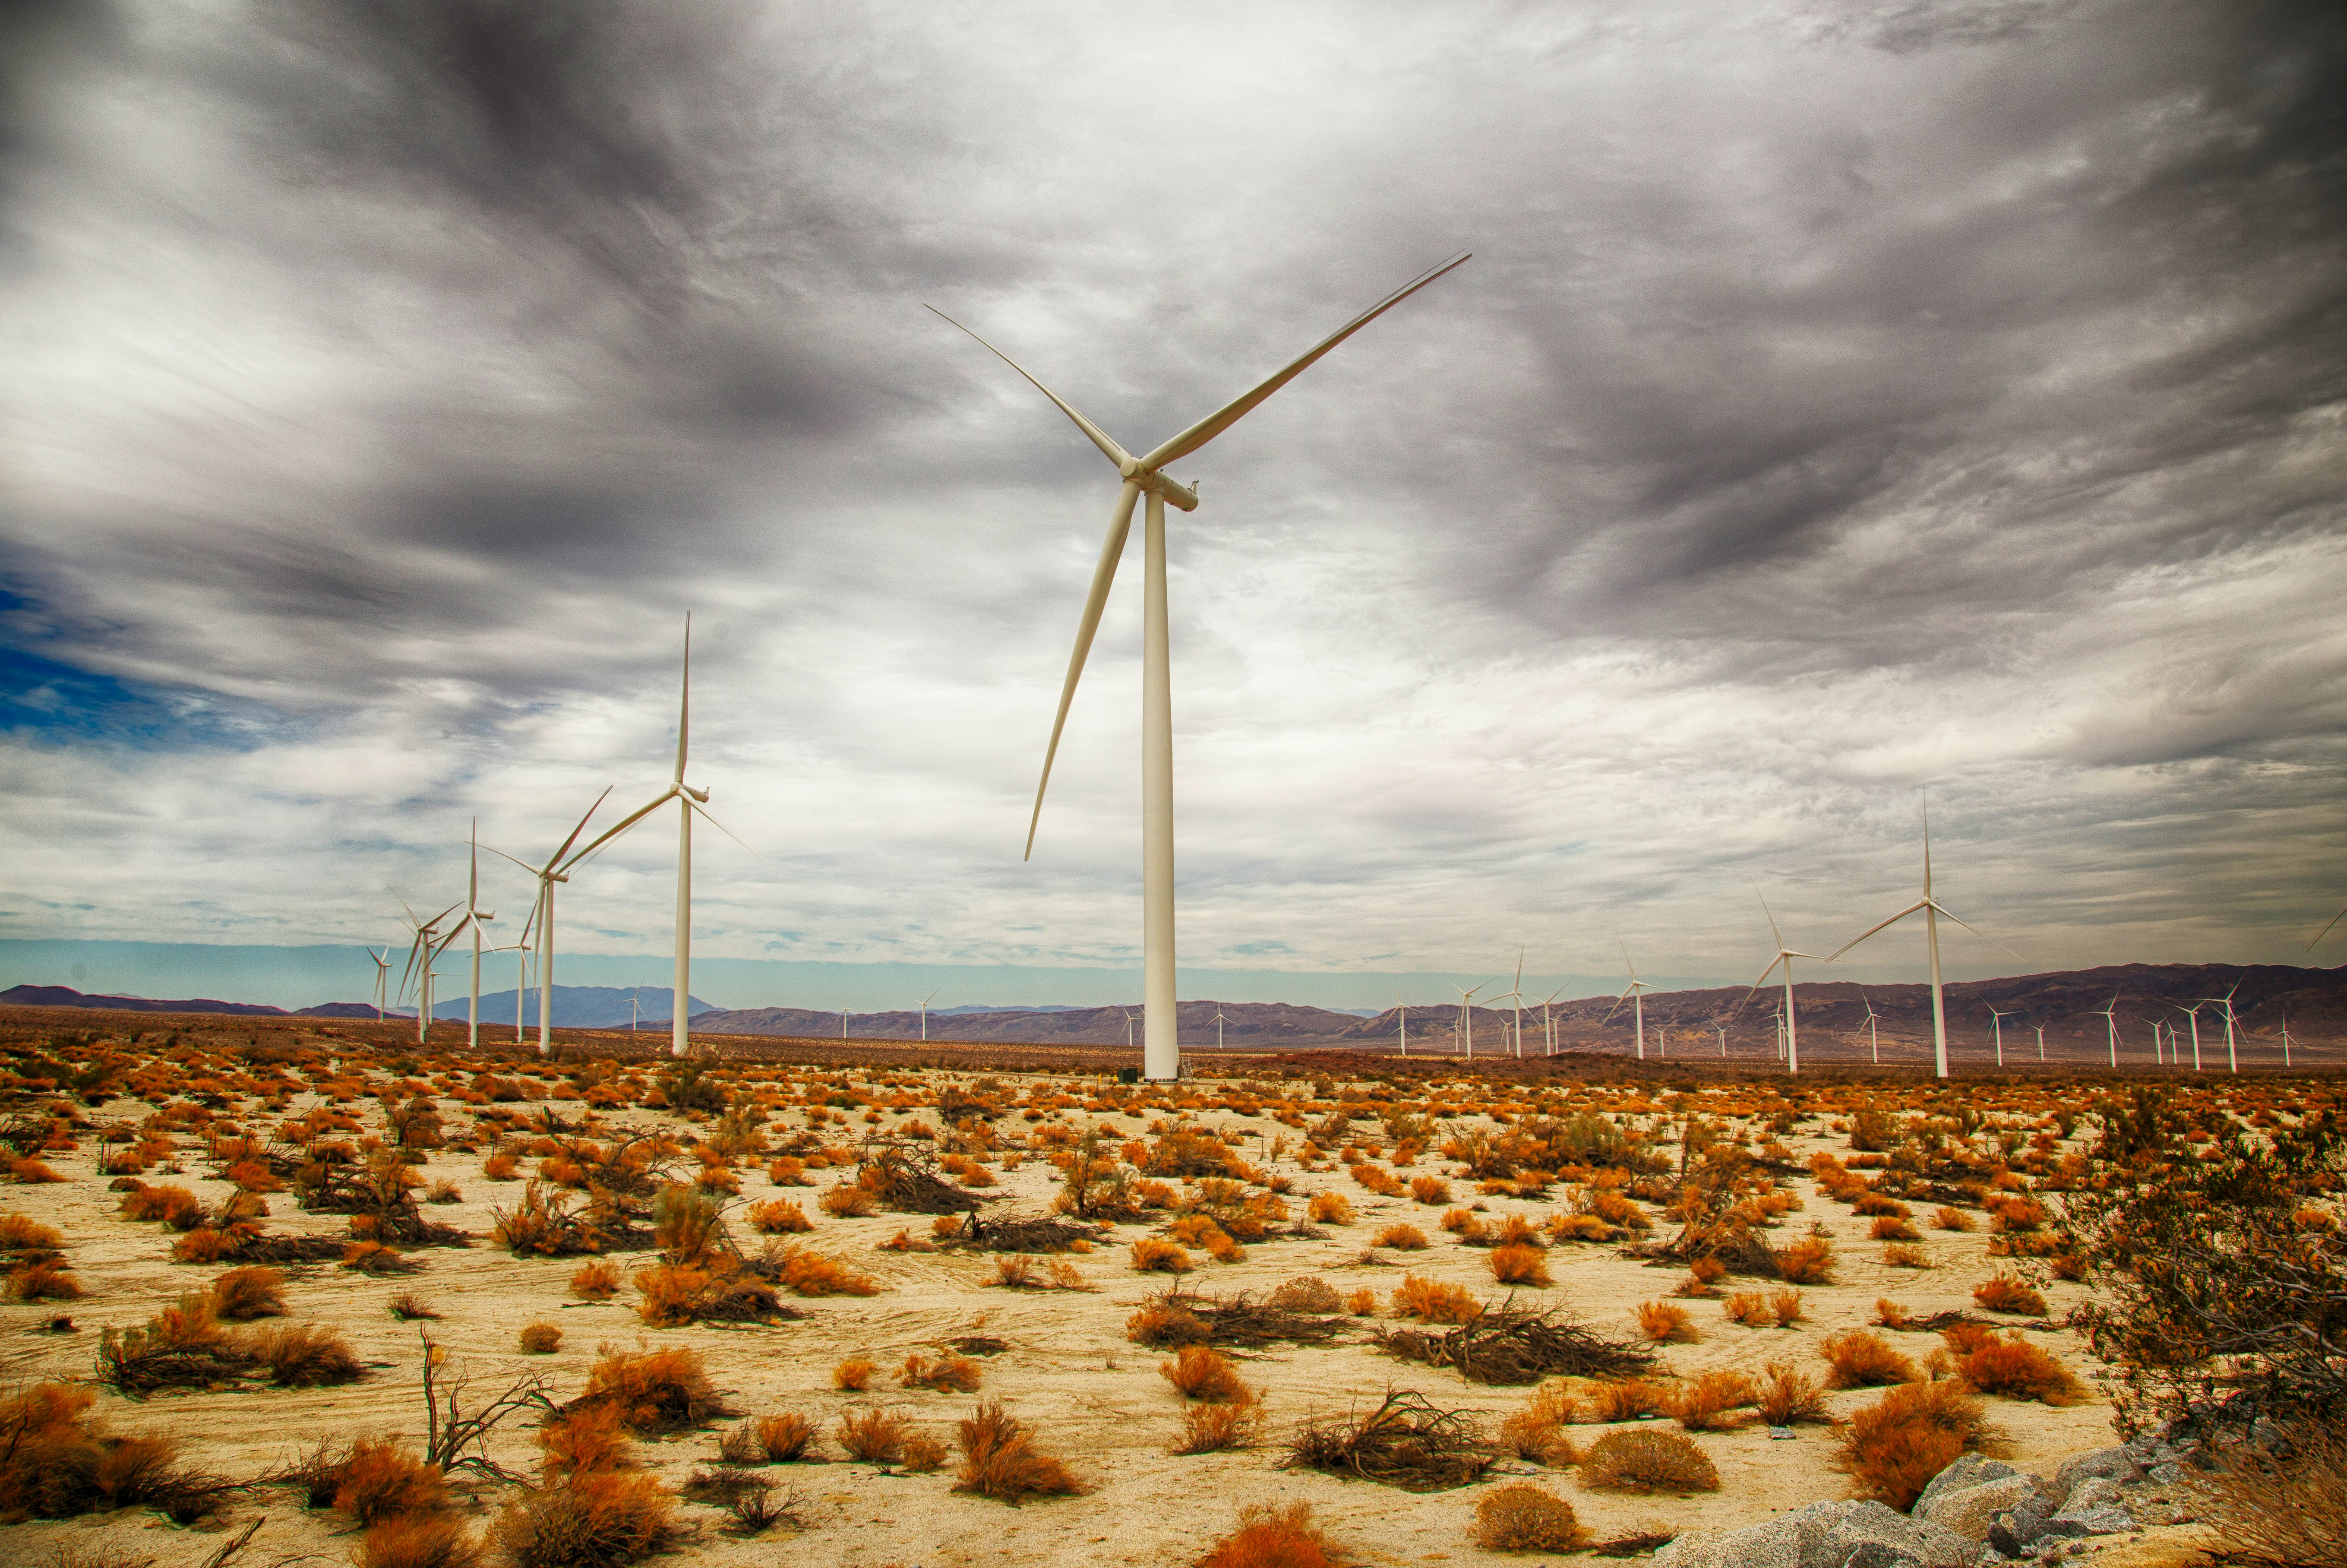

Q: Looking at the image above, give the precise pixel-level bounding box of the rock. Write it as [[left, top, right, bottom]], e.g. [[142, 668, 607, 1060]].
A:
[[2050, 1446, 2141, 1505], [2055, 1477, 2124, 1516], [1913, 1453, 2025, 1515], [1822, 1500, 1981, 1568], [2053, 1505, 2134, 1536], [1917, 1475, 2044, 1543], [2146, 1460, 2186, 1486], [1650, 1505, 1865, 1568], [1652, 1530, 1730, 1568], [1987, 1509, 2092, 1556]]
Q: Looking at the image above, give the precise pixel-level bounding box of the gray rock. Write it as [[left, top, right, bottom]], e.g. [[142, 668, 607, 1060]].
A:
[[1650, 1506, 1870, 1568], [2053, 1505, 2134, 1536], [2146, 1460, 2185, 1486], [2050, 1446, 2141, 1505], [1917, 1475, 2043, 1543], [1652, 1530, 1731, 1568], [2055, 1477, 2124, 1517], [1840, 1545, 1930, 1568], [1913, 1453, 2024, 1515], [1822, 1500, 1980, 1568]]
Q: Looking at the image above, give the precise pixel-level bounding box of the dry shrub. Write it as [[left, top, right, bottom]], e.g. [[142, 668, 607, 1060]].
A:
[[835, 1408, 907, 1465], [8, 1157, 66, 1184], [1971, 1275, 2046, 1315], [900, 1353, 983, 1393], [1835, 1380, 1999, 1510], [1497, 1383, 1579, 1464], [0, 1213, 63, 1250], [1870, 1215, 1921, 1242], [900, 1432, 948, 1473], [746, 1199, 812, 1234], [1757, 1361, 1831, 1426], [1160, 1345, 1248, 1403], [569, 1261, 620, 1300], [520, 1323, 564, 1354], [1266, 1276, 1344, 1314], [1375, 1223, 1431, 1251], [1130, 1237, 1193, 1273], [630, 1263, 709, 1327], [120, 1184, 205, 1228], [1582, 1379, 1670, 1423], [1196, 1502, 1343, 1568], [1772, 1235, 1835, 1284], [952, 1399, 1087, 1502], [1819, 1329, 1920, 1388], [1769, 1289, 1803, 1325], [1307, 1192, 1353, 1224], [250, 1323, 364, 1386], [775, 1247, 880, 1296], [819, 1184, 877, 1218], [1579, 1428, 1720, 1494], [342, 1241, 418, 1275], [1472, 1483, 1589, 1552], [752, 1413, 819, 1462], [2183, 1421, 2347, 1568], [1872, 1298, 1911, 1329], [492, 1470, 677, 1568], [1670, 1370, 1758, 1432], [1883, 1243, 1933, 1269], [331, 1439, 448, 1524], [1955, 1335, 2085, 1405], [483, 1153, 520, 1181], [572, 1345, 723, 1434], [356, 1515, 483, 1568], [1173, 1394, 1266, 1456], [1636, 1301, 1698, 1344], [880, 1227, 936, 1253], [1723, 1290, 1776, 1328], [538, 1406, 633, 1478], [1933, 1206, 1975, 1232], [1390, 1274, 1481, 1325], [833, 1356, 878, 1392], [169, 1227, 242, 1265], [4, 1261, 80, 1301], [0, 1381, 223, 1523], [1680, 1255, 1728, 1296], [1491, 1244, 1552, 1287], [1345, 1287, 1378, 1317], [1409, 1176, 1452, 1205]]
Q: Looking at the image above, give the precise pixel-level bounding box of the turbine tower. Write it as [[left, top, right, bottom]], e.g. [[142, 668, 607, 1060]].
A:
[[1603, 943, 1657, 1060], [396, 898, 461, 1047], [488, 791, 610, 1057], [1829, 791, 2012, 1080], [369, 947, 391, 1024], [916, 990, 938, 1042], [464, 822, 495, 1052], [2197, 978, 2243, 1075], [2091, 991, 2121, 1069], [1856, 986, 1881, 1065], [1394, 995, 1408, 1059], [1211, 1005, 1228, 1050], [1539, 986, 1564, 1056], [1984, 1002, 2015, 1069], [2172, 999, 2206, 1072], [932, 254, 1471, 1082], [1496, 950, 1526, 1059], [1746, 892, 1822, 1074], [1453, 980, 1488, 1058]]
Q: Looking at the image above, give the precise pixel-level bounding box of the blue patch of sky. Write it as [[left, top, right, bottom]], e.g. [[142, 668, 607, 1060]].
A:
[[0, 586, 269, 750]]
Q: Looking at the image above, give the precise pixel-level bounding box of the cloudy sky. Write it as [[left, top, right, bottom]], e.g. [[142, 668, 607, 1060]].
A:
[[3, 0, 2343, 1010]]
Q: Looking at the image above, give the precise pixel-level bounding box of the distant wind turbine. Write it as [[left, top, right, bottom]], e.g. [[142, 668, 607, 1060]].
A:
[[934, 254, 1472, 1083], [1496, 951, 1526, 1059], [368, 947, 391, 1024], [2031, 1019, 2045, 1063], [1829, 791, 2016, 1080], [2172, 999, 2206, 1072], [2279, 1004, 2293, 1068], [1984, 1002, 2015, 1069], [1211, 1005, 1228, 1050], [2198, 978, 2243, 1075], [1856, 986, 1881, 1065], [1453, 980, 1489, 1059], [395, 898, 462, 1047], [487, 790, 610, 1057], [464, 822, 495, 1051], [1603, 942, 1658, 1060], [1744, 893, 1822, 1074], [1395, 996, 1408, 1059], [916, 990, 938, 1043], [1540, 986, 1564, 1057], [2091, 991, 2121, 1069]]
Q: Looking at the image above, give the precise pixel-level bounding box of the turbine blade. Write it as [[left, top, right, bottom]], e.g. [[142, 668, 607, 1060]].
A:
[[563, 789, 680, 872], [689, 799, 776, 870], [1750, 955, 1784, 992], [2307, 903, 2347, 952], [1138, 253, 1472, 470], [1758, 888, 1783, 950], [676, 614, 691, 785], [548, 788, 614, 870], [1926, 901, 2022, 958], [1026, 478, 1142, 859], [926, 306, 1134, 471], [483, 844, 536, 874], [1827, 901, 1928, 962]]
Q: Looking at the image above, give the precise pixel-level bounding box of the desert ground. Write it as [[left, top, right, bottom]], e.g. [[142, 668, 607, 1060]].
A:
[[2, 1010, 2334, 1568]]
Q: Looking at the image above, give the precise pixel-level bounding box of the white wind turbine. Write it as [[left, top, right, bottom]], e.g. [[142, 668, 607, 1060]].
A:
[[1394, 995, 1408, 1058], [1539, 986, 1565, 1056], [1744, 893, 1823, 1074], [463, 822, 496, 1052], [2196, 977, 2244, 1075], [1495, 950, 1527, 1059], [2091, 991, 2121, 1069], [1210, 1005, 1229, 1051], [2279, 1004, 2294, 1068], [1453, 980, 1489, 1058], [563, 617, 769, 1059], [1603, 943, 1658, 1060], [1856, 985, 1881, 1064], [488, 790, 610, 1058], [932, 254, 1472, 1083], [916, 991, 938, 1043], [1829, 792, 2015, 1080], [368, 947, 391, 1024], [395, 898, 461, 1046], [2172, 999, 2206, 1072], [2031, 1019, 2046, 1063], [1984, 1001, 2015, 1069]]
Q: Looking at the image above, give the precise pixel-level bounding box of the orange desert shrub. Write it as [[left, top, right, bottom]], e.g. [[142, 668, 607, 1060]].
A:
[[951, 1399, 1087, 1502], [1579, 1429, 1721, 1494], [1670, 1370, 1758, 1432], [1583, 1379, 1671, 1423], [1345, 1287, 1378, 1316], [1934, 1206, 1975, 1232], [207, 1266, 287, 1321], [1472, 1483, 1589, 1552], [1835, 1381, 1998, 1510], [753, 1413, 819, 1462], [1173, 1394, 1266, 1455], [747, 1199, 812, 1234], [519, 1323, 563, 1354], [0, 1213, 63, 1251], [836, 1408, 908, 1465], [1769, 1289, 1804, 1325], [819, 1184, 878, 1218], [1819, 1330, 1921, 1388], [492, 1470, 676, 1568], [1491, 1244, 1552, 1286], [833, 1356, 878, 1392], [121, 1184, 206, 1229], [1497, 1383, 1579, 1464], [900, 1353, 983, 1393], [355, 1515, 482, 1568], [1772, 1235, 1835, 1284], [1409, 1176, 1452, 1205], [1756, 1361, 1831, 1425], [1637, 1301, 1699, 1344], [1390, 1274, 1481, 1324], [573, 1346, 722, 1434], [481, 1153, 519, 1181], [1870, 1215, 1922, 1242], [570, 1261, 621, 1300], [1130, 1237, 1193, 1274], [1971, 1275, 2047, 1315], [776, 1247, 880, 1296], [1374, 1223, 1431, 1250], [5, 1260, 81, 1301], [1307, 1192, 1353, 1224], [538, 1406, 633, 1477], [900, 1432, 949, 1473], [1195, 1502, 1342, 1568], [1160, 1345, 1248, 1403], [250, 1323, 364, 1387], [331, 1439, 449, 1524], [1955, 1335, 2085, 1405]]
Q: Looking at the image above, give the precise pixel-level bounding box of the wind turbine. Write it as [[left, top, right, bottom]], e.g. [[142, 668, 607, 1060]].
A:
[[1539, 986, 1565, 1056], [1210, 1005, 1228, 1050], [2031, 1020, 2045, 1063], [1856, 986, 1881, 1065], [2091, 991, 2121, 1069], [1745, 893, 1823, 1074], [487, 790, 610, 1058], [463, 822, 496, 1052], [2309, 902, 2347, 952], [1122, 1008, 1137, 1051], [1715, 1024, 1727, 1057], [2197, 978, 2243, 1075], [1984, 1002, 2015, 1069], [2172, 999, 2206, 1072], [934, 253, 1472, 1084], [2279, 1004, 2293, 1068], [396, 898, 461, 1047], [1453, 980, 1488, 1058], [368, 947, 391, 1024], [1495, 951, 1527, 1059], [1829, 792, 2015, 1080], [1603, 943, 1657, 1060], [916, 990, 938, 1043], [1395, 995, 1408, 1058]]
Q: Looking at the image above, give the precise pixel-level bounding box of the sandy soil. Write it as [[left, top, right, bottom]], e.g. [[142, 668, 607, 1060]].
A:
[[0, 1055, 2171, 1568]]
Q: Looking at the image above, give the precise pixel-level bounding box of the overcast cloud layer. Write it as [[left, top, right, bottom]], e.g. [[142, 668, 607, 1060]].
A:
[[3, 0, 2344, 1008]]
